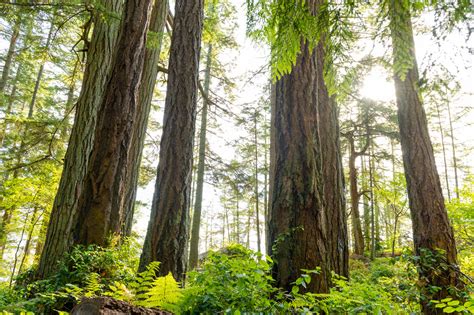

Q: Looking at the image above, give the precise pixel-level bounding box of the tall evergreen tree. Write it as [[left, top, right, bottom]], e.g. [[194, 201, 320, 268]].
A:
[[37, 0, 123, 278], [387, 1, 464, 311], [139, 0, 204, 281], [72, 0, 152, 245]]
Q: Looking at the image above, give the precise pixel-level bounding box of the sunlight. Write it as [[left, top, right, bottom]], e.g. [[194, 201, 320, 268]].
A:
[[360, 67, 396, 102]]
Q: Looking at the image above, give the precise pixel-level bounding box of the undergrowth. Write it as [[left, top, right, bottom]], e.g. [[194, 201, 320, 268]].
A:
[[0, 242, 473, 314]]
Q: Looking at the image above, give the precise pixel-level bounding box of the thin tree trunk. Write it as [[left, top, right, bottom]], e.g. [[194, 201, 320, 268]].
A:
[[72, 0, 152, 246], [0, 17, 20, 93], [122, 0, 169, 236], [369, 146, 375, 260], [254, 110, 261, 252], [139, 0, 204, 281], [29, 19, 54, 114], [388, 2, 463, 312], [18, 207, 42, 274], [362, 155, 370, 251], [446, 100, 459, 199], [348, 135, 364, 256], [189, 43, 212, 269], [36, 0, 123, 279], [434, 102, 451, 201]]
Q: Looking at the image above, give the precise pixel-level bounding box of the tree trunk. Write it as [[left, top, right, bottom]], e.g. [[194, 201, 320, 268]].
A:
[[369, 146, 375, 260], [29, 19, 54, 115], [269, 11, 329, 294], [139, 0, 204, 282], [362, 155, 370, 251], [348, 135, 364, 256], [72, 0, 152, 246], [318, 95, 349, 277], [388, 2, 463, 312], [254, 110, 261, 253], [18, 207, 42, 274], [446, 100, 459, 199], [188, 43, 212, 269], [36, 0, 123, 279], [122, 0, 169, 236], [435, 102, 451, 201], [0, 16, 20, 94]]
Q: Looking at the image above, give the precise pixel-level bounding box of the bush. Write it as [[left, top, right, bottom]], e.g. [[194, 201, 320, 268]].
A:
[[179, 244, 277, 314]]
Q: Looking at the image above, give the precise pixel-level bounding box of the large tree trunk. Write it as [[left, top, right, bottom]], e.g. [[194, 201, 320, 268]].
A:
[[388, 2, 463, 312], [122, 0, 169, 236], [36, 0, 123, 279], [0, 16, 20, 94], [72, 0, 152, 246], [189, 43, 212, 270], [139, 0, 204, 281], [269, 35, 329, 295], [319, 96, 349, 278]]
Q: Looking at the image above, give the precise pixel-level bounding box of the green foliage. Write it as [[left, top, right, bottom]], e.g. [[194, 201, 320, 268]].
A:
[[431, 297, 474, 314], [0, 239, 140, 313], [179, 244, 277, 313], [246, 0, 358, 93]]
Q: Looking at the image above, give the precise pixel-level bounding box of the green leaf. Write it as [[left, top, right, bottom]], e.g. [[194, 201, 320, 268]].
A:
[[443, 306, 456, 313]]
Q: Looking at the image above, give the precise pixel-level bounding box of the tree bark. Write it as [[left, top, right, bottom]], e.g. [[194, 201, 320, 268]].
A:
[[388, 2, 463, 312], [319, 96, 349, 277], [72, 0, 152, 246], [269, 27, 328, 295], [36, 0, 123, 279], [122, 0, 169, 236], [139, 0, 204, 282], [189, 43, 212, 269]]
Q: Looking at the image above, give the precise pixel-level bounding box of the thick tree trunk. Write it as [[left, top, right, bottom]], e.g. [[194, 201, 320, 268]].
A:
[[319, 96, 349, 277], [189, 43, 212, 269], [388, 2, 463, 312], [122, 0, 169, 236], [269, 39, 329, 295], [73, 0, 152, 246], [0, 17, 20, 94], [139, 0, 204, 281], [348, 135, 364, 256], [36, 0, 123, 279]]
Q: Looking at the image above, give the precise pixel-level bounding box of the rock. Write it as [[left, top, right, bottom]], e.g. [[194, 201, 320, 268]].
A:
[[70, 297, 172, 315]]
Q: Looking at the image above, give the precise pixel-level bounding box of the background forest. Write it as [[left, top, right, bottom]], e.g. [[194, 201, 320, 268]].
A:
[[0, 0, 473, 314]]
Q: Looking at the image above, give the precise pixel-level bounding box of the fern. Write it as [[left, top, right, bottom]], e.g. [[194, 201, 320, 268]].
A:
[[138, 272, 182, 312]]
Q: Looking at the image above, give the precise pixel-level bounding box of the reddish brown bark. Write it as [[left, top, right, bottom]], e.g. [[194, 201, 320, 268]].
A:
[[388, 2, 463, 313], [139, 0, 204, 281], [73, 0, 152, 245]]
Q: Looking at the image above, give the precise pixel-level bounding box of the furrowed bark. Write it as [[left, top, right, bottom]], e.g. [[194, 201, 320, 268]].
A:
[[139, 0, 204, 282], [37, 0, 123, 278], [72, 0, 152, 246]]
